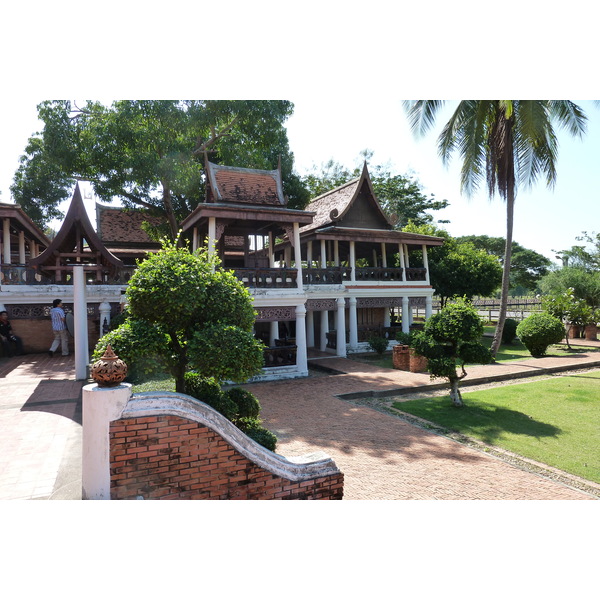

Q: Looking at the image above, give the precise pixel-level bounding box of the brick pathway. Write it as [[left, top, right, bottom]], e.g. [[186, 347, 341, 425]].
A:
[[0, 354, 83, 500], [0, 342, 598, 500]]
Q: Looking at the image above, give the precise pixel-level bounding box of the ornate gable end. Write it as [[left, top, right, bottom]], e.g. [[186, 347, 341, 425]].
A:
[[336, 163, 393, 230], [29, 183, 123, 273]]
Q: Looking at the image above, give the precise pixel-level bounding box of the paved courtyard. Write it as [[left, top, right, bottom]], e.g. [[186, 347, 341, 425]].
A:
[[0, 344, 599, 500]]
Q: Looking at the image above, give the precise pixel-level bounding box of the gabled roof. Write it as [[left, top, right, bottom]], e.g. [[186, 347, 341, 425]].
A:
[[299, 162, 393, 234], [0, 202, 51, 249], [205, 160, 286, 206], [29, 183, 123, 269], [96, 204, 164, 246]]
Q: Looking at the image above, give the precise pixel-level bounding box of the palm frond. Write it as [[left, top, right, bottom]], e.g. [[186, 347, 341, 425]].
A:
[[403, 100, 446, 137], [549, 100, 587, 137]]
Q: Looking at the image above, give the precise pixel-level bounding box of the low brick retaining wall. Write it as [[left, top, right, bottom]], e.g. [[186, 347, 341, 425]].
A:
[[83, 386, 344, 500]]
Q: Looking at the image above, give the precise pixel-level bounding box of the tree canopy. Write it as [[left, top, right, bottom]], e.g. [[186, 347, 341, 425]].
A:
[[456, 235, 552, 293], [404, 224, 502, 305], [301, 152, 449, 228], [11, 100, 310, 239]]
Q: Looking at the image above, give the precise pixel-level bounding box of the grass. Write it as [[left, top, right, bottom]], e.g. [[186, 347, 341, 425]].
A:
[[131, 373, 176, 393], [392, 371, 600, 484]]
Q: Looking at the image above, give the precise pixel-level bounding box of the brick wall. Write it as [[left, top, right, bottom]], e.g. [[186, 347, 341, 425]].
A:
[[109, 414, 344, 500], [9, 318, 101, 354]]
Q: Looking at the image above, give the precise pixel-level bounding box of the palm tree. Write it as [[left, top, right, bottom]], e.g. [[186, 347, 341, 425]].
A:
[[404, 100, 587, 357]]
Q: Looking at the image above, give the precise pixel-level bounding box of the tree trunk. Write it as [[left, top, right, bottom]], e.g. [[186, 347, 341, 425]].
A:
[[449, 377, 463, 407], [490, 188, 515, 358]]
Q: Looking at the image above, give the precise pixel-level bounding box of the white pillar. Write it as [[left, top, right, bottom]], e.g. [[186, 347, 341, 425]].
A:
[[384, 308, 391, 328], [270, 321, 278, 346], [268, 232, 275, 267], [295, 304, 308, 375], [2, 218, 10, 264], [306, 310, 315, 347], [336, 297, 347, 357], [372, 249, 378, 267], [293, 223, 303, 291], [349, 297, 358, 350], [82, 383, 132, 500], [350, 241, 356, 282], [402, 296, 410, 334], [381, 242, 387, 268], [99, 301, 112, 336], [404, 245, 410, 268], [399, 243, 406, 281], [192, 227, 198, 252], [19, 231, 26, 264], [422, 244, 430, 284], [307, 241, 313, 267], [208, 217, 216, 266], [73, 265, 89, 380], [320, 239, 327, 268], [320, 310, 328, 351], [334, 240, 340, 266], [425, 295, 433, 320]]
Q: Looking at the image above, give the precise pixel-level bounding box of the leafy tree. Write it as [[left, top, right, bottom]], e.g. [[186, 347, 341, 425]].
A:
[[554, 231, 600, 270], [457, 235, 552, 293], [410, 298, 492, 407], [93, 239, 265, 392], [542, 288, 595, 349], [539, 267, 600, 309], [11, 100, 309, 238], [403, 223, 502, 306], [302, 152, 449, 227], [404, 100, 587, 358]]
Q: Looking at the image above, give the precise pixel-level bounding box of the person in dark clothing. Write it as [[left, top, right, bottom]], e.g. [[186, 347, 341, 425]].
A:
[[0, 311, 24, 357]]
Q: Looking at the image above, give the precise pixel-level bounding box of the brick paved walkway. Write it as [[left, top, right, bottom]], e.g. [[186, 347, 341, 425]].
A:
[[1, 342, 599, 500]]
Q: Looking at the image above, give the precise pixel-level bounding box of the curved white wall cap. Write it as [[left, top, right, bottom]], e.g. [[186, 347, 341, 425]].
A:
[[125, 392, 342, 482]]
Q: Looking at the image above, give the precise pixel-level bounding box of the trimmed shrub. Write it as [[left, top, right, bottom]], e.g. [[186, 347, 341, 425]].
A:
[[183, 373, 237, 421], [516, 312, 565, 357], [502, 318, 519, 344], [368, 335, 389, 355], [242, 422, 278, 452], [224, 387, 261, 421]]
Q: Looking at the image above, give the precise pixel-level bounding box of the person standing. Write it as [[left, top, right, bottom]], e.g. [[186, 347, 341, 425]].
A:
[[0, 311, 24, 357], [49, 299, 69, 357]]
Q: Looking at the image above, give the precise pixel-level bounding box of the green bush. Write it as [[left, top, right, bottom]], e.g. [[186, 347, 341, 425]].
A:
[[368, 335, 389, 355], [224, 387, 261, 420], [516, 312, 565, 357], [502, 318, 519, 344], [395, 331, 414, 346], [242, 422, 277, 452], [183, 373, 237, 421]]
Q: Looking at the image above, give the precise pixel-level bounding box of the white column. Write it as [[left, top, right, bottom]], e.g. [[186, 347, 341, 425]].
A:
[[19, 231, 26, 264], [320, 239, 327, 268], [422, 244, 430, 284], [307, 241, 313, 267], [2, 218, 10, 264], [336, 297, 347, 357], [192, 227, 198, 252], [402, 296, 410, 334], [425, 295, 433, 320], [350, 241, 356, 282], [270, 321, 278, 346], [404, 245, 410, 268], [208, 217, 216, 264], [306, 310, 315, 347], [99, 301, 112, 335], [31, 242, 38, 259], [293, 222, 303, 291], [268, 232, 275, 267], [82, 383, 132, 500], [334, 240, 340, 266], [372, 249, 378, 267], [384, 307, 391, 328], [320, 310, 328, 351], [381, 242, 387, 268], [295, 304, 308, 375], [73, 265, 89, 381], [399, 243, 406, 281], [349, 296, 358, 350], [284, 246, 291, 267]]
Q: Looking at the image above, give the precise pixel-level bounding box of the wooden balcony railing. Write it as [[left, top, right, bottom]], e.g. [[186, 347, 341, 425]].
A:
[[233, 268, 298, 288], [263, 345, 297, 367], [302, 266, 350, 285]]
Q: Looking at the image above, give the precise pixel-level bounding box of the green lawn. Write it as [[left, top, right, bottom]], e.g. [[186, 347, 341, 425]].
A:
[[392, 371, 600, 484]]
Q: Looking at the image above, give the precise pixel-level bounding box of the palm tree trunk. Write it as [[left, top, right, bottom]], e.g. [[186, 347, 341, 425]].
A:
[[491, 188, 515, 357]]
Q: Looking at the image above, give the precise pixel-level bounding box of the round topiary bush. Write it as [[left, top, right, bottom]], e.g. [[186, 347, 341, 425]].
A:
[[368, 335, 389, 355], [502, 318, 519, 344], [516, 312, 565, 357], [183, 373, 237, 421], [224, 387, 261, 420]]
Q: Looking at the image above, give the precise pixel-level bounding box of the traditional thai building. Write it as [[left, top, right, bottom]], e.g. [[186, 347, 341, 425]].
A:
[[0, 163, 444, 379]]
